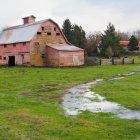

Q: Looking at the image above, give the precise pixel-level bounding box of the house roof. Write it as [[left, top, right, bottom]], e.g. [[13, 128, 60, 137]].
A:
[[0, 18, 71, 45], [48, 44, 83, 51], [120, 41, 129, 46], [120, 41, 140, 46]]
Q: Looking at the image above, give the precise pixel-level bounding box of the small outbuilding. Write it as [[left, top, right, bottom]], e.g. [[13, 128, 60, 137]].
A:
[[46, 44, 84, 67]]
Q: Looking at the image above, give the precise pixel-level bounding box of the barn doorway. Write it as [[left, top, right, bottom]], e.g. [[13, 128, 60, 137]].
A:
[[73, 55, 80, 66], [8, 56, 15, 66]]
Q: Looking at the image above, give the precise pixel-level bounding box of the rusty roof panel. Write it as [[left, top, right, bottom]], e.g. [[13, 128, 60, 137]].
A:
[[0, 24, 40, 44]]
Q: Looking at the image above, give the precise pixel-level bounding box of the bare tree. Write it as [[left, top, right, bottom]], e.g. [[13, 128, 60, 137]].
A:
[[117, 31, 130, 41], [133, 30, 140, 40], [85, 32, 101, 56]]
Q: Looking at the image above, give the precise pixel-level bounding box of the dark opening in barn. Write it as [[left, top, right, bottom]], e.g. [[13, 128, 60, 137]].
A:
[[8, 56, 15, 66]]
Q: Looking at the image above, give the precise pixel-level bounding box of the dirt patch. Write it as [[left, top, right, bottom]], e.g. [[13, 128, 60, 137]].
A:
[[39, 84, 63, 92], [49, 93, 64, 99], [37, 87, 62, 92], [20, 92, 33, 96], [47, 84, 60, 87]]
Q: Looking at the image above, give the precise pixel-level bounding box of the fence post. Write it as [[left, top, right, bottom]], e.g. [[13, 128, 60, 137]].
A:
[[112, 58, 114, 65], [122, 58, 124, 64], [100, 59, 102, 65], [132, 59, 134, 64]]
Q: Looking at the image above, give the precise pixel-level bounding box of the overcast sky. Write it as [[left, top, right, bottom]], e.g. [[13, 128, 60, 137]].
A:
[[0, 0, 140, 33]]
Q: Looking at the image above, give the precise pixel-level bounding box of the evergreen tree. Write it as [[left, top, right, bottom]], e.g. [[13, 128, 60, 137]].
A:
[[62, 19, 73, 43], [99, 22, 122, 58], [128, 35, 139, 51], [62, 19, 86, 49], [72, 25, 86, 49]]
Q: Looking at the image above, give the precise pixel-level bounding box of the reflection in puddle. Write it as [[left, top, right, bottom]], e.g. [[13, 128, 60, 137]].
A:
[[62, 73, 140, 120]]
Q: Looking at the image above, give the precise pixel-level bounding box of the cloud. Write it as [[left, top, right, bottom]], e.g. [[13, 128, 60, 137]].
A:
[[0, 0, 140, 33]]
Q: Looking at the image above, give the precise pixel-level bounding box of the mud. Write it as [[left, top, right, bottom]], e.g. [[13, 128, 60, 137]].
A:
[[20, 92, 33, 96]]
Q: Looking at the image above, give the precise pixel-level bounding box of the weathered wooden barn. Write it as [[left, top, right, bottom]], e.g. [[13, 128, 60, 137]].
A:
[[0, 15, 84, 66]]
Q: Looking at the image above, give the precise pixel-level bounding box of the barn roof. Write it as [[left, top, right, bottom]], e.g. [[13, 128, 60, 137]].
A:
[[0, 24, 41, 44], [48, 44, 83, 51], [0, 19, 47, 45], [0, 18, 70, 45]]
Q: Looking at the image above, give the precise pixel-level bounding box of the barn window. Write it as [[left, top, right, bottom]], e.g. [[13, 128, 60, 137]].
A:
[[35, 42, 39, 46], [47, 32, 51, 36], [23, 42, 26, 46], [56, 33, 60, 36], [42, 54, 45, 58], [3, 57, 6, 60], [0, 56, 2, 60], [54, 27, 56, 31], [42, 27, 44, 31], [13, 44, 16, 47], [4, 44, 7, 48], [37, 32, 41, 36]]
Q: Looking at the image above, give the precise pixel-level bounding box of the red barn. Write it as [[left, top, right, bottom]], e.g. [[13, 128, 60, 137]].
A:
[[0, 16, 84, 66]]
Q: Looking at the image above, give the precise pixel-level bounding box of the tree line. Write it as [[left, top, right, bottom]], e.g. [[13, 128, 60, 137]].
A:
[[62, 19, 139, 58]]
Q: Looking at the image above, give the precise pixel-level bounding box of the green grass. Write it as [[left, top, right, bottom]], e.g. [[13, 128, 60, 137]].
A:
[[0, 65, 140, 140], [94, 70, 140, 110]]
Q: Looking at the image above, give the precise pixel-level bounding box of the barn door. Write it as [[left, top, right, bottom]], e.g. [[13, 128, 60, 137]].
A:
[[73, 55, 80, 66], [8, 56, 15, 66]]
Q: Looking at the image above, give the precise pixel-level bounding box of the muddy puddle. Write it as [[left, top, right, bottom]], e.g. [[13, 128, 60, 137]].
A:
[[62, 72, 140, 120]]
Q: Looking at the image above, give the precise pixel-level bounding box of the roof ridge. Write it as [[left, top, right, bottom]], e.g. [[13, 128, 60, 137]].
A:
[[3, 19, 49, 31]]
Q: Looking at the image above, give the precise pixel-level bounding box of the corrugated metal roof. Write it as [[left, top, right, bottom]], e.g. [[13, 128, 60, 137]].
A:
[[49, 45, 83, 51], [0, 18, 71, 46], [0, 23, 41, 44]]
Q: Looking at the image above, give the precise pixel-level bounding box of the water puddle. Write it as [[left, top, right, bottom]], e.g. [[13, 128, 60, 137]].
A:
[[62, 72, 140, 120], [109, 72, 135, 81]]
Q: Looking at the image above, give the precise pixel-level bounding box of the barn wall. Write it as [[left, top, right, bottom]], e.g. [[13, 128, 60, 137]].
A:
[[30, 53, 47, 66], [46, 46, 84, 67], [0, 42, 30, 65], [29, 20, 68, 66], [41, 21, 67, 44], [58, 51, 84, 66], [46, 47, 59, 66]]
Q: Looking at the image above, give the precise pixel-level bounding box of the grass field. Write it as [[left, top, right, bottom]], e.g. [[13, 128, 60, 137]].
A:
[[0, 65, 140, 140], [94, 71, 140, 110]]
